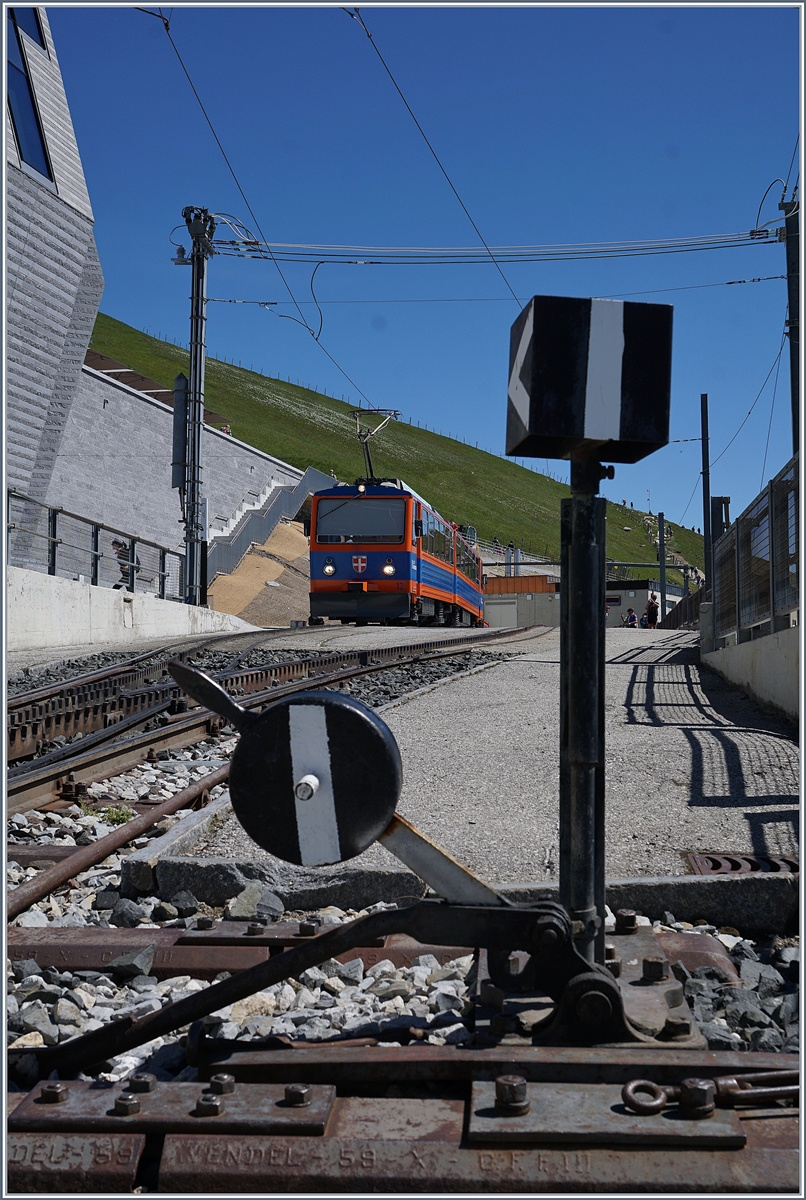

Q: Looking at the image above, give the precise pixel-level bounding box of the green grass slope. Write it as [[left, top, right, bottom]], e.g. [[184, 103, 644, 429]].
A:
[[90, 313, 703, 578]]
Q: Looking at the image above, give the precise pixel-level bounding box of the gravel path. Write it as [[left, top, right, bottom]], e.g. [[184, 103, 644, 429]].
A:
[[203, 629, 798, 884]]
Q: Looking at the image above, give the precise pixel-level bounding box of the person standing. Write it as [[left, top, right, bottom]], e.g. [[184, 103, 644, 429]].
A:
[[645, 592, 659, 629], [624, 608, 637, 628]]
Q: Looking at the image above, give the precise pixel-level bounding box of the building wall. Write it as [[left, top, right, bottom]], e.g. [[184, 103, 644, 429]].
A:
[[43, 367, 304, 551], [484, 574, 560, 595], [701, 624, 799, 722], [485, 592, 561, 628], [5, 8, 104, 500]]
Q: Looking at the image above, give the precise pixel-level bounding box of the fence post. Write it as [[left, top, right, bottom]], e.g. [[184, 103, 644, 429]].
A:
[[735, 519, 746, 643], [767, 480, 777, 632], [128, 538, 136, 593], [7, 491, 13, 562], [47, 509, 58, 576], [91, 526, 100, 587], [159, 549, 166, 599]]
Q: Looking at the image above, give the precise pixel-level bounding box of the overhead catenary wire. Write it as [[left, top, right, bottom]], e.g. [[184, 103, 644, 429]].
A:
[[212, 229, 779, 265], [202, 275, 786, 308], [141, 7, 377, 409], [342, 6, 522, 309]]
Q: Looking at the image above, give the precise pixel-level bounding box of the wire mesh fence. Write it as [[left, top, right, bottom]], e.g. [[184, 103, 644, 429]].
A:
[[7, 490, 185, 601], [712, 454, 798, 642]]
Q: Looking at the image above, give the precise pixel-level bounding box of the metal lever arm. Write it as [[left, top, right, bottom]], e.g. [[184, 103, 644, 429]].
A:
[[15, 899, 634, 1082]]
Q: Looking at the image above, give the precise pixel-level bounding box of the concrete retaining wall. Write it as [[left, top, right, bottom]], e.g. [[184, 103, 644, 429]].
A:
[[7, 566, 255, 651], [44, 367, 303, 552], [702, 624, 799, 722]]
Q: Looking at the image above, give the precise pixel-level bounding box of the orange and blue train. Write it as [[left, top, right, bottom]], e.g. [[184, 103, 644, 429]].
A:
[[309, 481, 484, 626]]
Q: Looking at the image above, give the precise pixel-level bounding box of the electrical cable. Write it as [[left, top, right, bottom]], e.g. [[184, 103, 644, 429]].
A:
[[201, 274, 785, 310], [755, 179, 787, 230], [759, 324, 784, 491], [783, 135, 799, 197], [212, 229, 776, 264], [710, 324, 788, 469], [342, 6, 522, 308], [147, 9, 378, 408], [678, 474, 702, 526]]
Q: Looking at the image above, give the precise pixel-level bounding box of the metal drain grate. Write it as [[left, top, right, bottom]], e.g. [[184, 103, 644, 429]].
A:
[[686, 852, 799, 876]]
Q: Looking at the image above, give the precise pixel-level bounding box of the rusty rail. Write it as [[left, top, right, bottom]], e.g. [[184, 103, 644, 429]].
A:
[[7, 766, 229, 920]]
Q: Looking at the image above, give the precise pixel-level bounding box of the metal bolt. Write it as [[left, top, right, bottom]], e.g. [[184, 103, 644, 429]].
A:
[[642, 957, 670, 982], [298, 920, 319, 938], [294, 773, 320, 801], [209, 1073, 235, 1094], [604, 944, 622, 977], [494, 1074, 530, 1116], [284, 1083, 312, 1107], [129, 1073, 157, 1093], [195, 1092, 223, 1117], [196, 916, 213, 930], [114, 1093, 140, 1116], [679, 1077, 716, 1119], [245, 922, 265, 936], [615, 909, 637, 934], [576, 988, 613, 1028], [534, 915, 564, 949], [507, 953, 521, 974], [40, 1082, 69, 1104]]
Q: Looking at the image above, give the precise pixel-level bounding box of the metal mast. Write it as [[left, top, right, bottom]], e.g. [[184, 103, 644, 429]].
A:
[[180, 206, 215, 605]]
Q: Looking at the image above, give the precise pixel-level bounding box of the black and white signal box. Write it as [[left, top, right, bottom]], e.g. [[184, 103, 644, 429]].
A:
[[507, 294, 673, 463]]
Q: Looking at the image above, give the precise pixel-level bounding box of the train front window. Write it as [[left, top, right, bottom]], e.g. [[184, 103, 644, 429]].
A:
[[315, 497, 406, 543]]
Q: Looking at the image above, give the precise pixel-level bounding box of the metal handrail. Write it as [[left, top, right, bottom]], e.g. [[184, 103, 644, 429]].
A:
[[7, 489, 181, 557]]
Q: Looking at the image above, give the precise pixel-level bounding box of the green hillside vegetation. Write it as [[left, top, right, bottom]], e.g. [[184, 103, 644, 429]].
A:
[[90, 313, 703, 581]]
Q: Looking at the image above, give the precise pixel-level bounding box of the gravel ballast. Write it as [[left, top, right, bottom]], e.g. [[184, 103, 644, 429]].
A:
[[8, 898, 798, 1091], [195, 629, 798, 884]]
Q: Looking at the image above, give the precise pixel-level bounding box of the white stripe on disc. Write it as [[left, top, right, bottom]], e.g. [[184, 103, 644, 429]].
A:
[[288, 704, 340, 865], [584, 299, 624, 441]]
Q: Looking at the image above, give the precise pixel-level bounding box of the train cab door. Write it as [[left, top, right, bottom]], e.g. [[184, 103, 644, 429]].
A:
[[413, 503, 423, 592]]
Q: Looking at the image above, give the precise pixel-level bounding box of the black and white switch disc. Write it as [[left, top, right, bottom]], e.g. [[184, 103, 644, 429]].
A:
[[228, 690, 402, 866]]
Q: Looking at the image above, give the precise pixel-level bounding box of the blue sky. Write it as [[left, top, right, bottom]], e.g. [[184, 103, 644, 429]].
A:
[[48, 4, 801, 524]]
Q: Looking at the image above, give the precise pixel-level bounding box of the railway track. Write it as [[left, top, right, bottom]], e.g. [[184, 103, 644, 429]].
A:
[[7, 626, 530, 814], [7, 625, 329, 761], [7, 629, 798, 1192]]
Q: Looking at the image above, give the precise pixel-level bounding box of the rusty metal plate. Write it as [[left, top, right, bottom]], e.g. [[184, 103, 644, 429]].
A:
[[157, 1136, 798, 1192], [195, 1044, 798, 1088], [655, 929, 741, 983], [7, 1133, 144, 1193], [611, 927, 704, 1044], [468, 1082, 745, 1146], [327, 1097, 464, 1143], [9, 1079, 335, 1136], [687, 852, 798, 876]]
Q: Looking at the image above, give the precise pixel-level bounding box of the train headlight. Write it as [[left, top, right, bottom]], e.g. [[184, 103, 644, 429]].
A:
[[323, 559, 336, 576], [382, 560, 396, 576]]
